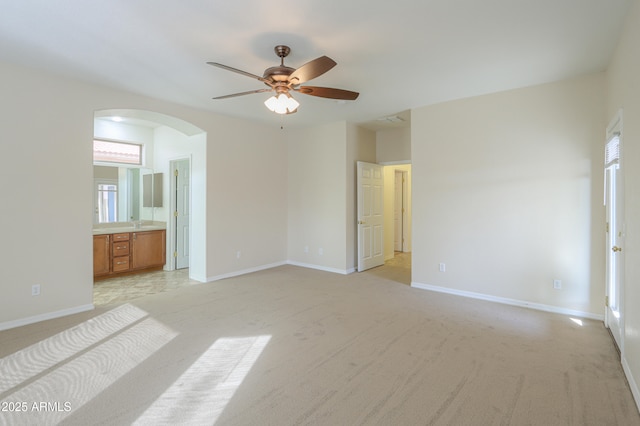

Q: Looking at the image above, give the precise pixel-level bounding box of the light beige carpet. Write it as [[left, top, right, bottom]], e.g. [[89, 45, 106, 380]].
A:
[[1, 265, 638, 425]]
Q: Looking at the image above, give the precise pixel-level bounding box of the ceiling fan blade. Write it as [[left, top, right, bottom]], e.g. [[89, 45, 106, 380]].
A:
[[213, 88, 273, 100], [295, 86, 359, 101], [207, 62, 273, 85], [288, 56, 337, 85]]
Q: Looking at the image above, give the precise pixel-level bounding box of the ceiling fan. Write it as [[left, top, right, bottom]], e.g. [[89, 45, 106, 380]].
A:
[[207, 45, 359, 114]]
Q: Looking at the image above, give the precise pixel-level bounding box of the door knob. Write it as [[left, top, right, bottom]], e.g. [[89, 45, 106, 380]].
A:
[[612, 246, 622, 252], [358, 220, 366, 225]]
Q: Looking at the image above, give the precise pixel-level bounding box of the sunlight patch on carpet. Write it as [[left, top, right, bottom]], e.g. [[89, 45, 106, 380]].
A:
[[0, 304, 177, 424], [134, 335, 271, 425], [0, 304, 149, 393]]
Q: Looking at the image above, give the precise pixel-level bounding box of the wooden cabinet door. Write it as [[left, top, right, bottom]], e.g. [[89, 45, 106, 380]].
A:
[[131, 230, 166, 270], [93, 235, 111, 276]]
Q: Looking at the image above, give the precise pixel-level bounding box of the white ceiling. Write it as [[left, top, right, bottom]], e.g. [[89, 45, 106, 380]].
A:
[[0, 1, 632, 130]]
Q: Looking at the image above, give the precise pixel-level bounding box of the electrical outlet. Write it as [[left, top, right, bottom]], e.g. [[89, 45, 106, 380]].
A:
[[553, 280, 562, 289], [439, 263, 446, 272], [32, 284, 41, 296]]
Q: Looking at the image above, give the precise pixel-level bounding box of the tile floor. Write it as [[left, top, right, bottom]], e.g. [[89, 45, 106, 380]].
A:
[[93, 252, 412, 306], [93, 269, 201, 306]]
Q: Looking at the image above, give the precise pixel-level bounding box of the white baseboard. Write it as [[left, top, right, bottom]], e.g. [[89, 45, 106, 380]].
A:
[[207, 260, 354, 283], [207, 261, 287, 282], [0, 304, 95, 331], [189, 273, 207, 282], [411, 281, 604, 321], [622, 356, 640, 414], [206, 260, 355, 282], [287, 261, 352, 275]]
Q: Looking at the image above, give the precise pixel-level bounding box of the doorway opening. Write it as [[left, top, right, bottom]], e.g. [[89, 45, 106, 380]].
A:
[[394, 169, 409, 253], [358, 162, 412, 283], [388, 164, 412, 284], [92, 109, 206, 305]]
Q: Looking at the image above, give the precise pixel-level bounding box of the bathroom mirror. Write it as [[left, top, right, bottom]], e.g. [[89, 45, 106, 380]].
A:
[[143, 172, 163, 208], [93, 165, 159, 224]]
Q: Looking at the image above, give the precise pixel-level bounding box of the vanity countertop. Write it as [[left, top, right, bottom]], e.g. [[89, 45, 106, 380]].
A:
[[92, 222, 166, 235]]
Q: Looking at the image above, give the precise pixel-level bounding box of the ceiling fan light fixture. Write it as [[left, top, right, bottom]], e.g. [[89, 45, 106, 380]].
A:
[[264, 93, 299, 114], [209, 45, 358, 115]]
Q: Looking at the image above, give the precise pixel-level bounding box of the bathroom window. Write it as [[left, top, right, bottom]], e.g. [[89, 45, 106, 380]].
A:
[[93, 139, 142, 165]]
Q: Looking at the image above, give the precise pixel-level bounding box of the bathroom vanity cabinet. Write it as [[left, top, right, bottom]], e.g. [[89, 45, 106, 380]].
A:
[[93, 229, 166, 279]]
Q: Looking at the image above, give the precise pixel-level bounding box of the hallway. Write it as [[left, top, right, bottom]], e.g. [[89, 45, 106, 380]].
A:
[[364, 251, 411, 285]]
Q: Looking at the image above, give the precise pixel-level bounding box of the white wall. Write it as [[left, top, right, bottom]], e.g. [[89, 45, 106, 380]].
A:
[[605, 0, 640, 409], [411, 73, 606, 318], [377, 126, 411, 163], [195, 115, 287, 281], [0, 60, 285, 329], [287, 122, 349, 273], [0, 64, 95, 328], [286, 122, 376, 274], [185, 132, 207, 282]]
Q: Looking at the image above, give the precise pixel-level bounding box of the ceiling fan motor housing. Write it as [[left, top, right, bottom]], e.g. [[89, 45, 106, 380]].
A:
[[263, 65, 295, 82], [263, 45, 295, 82]]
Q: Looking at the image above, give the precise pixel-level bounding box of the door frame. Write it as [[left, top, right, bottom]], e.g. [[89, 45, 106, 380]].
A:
[[400, 169, 409, 252], [394, 170, 409, 252]]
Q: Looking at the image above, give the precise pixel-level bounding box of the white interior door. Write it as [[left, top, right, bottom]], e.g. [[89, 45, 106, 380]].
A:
[[605, 127, 623, 352], [394, 171, 403, 251], [357, 161, 384, 271], [174, 159, 190, 269], [605, 164, 624, 351]]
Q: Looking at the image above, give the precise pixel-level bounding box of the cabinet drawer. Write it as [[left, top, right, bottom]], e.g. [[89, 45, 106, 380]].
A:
[[112, 256, 130, 272], [113, 241, 130, 257], [112, 233, 130, 242]]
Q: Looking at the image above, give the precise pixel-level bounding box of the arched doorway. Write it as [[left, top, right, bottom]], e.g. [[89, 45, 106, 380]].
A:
[[92, 109, 207, 296]]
